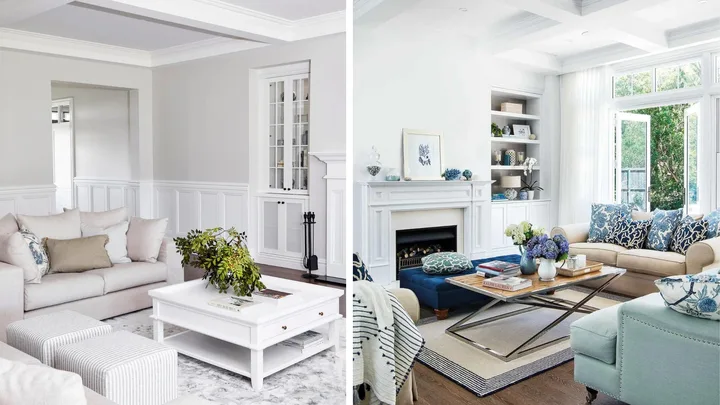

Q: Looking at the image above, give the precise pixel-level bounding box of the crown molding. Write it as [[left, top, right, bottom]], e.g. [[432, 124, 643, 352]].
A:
[[151, 37, 268, 67], [0, 28, 151, 66]]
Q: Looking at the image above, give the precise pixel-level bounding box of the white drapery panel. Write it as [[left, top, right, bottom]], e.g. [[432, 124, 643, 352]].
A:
[[558, 67, 614, 225]]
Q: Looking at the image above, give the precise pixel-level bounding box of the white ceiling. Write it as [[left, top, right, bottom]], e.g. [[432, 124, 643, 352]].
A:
[[222, 0, 344, 21], [7, 4, 217, 51], [0, 0, 345, 67], [356, 0, 720, 73]]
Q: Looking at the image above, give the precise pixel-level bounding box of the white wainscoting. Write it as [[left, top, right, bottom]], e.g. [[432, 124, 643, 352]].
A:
[[153, 181, 250, 237], [311, 152, 346, 281], [74, 178, 140, 216], [0, 185, 56, 216]]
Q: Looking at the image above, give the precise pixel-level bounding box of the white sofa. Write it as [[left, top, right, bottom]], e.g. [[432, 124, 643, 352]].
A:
[[0, 212, 183, 343]]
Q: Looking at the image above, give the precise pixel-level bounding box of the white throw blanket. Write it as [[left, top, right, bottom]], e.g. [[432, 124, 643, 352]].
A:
[[0, 358, 87, 405], [353, 281, 424, 405]]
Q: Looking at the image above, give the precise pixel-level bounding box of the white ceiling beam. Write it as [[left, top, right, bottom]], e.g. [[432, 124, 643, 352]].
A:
[[354, 0, 417, 27], [74, 0, 294, 43], [0, 0, 73, 25], [495, 49, 563, 74], [492, 0, 667, 54]]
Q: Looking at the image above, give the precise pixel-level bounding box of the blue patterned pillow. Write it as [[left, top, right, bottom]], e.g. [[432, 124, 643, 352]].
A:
[[19, 227, 49, 277], [353, 252, 373, 282], [646, 208, 683, 251], [588, 203, 631, 243], [655, 273, 720, 320], [609, 217, 652, 249], [670, 216, 707, 255], [704, 210, 720, 239]]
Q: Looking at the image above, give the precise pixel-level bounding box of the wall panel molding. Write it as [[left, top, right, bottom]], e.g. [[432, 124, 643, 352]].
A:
[[310, 152, 346, 280], [0, 185, 56, 216], [74, 177, 140, 216], [153, 180, 250, 237]]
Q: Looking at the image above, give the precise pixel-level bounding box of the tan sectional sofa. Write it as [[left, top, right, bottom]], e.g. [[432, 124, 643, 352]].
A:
[[550, 219, 720, 297]]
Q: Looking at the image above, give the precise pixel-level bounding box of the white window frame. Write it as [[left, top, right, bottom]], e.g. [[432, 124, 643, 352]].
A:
[[613, 58, 703, 99]]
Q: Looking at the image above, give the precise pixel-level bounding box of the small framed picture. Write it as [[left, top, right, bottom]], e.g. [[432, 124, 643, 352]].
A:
[[402, 129, 444, 180], [512, 124, 531, 139]]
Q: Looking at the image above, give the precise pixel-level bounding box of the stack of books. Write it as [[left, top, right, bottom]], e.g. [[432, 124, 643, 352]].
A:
[[281, 331, 325, 353], [476, 260, 520, 277], [482, 275, 533, 291]]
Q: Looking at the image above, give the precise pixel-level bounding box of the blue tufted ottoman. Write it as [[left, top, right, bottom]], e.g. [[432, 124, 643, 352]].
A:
[[398, 254, 521, 319]]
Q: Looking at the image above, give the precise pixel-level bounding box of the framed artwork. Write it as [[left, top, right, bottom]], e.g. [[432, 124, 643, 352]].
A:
[[402, 129, 444, 180], [512, 124, 531, 139]]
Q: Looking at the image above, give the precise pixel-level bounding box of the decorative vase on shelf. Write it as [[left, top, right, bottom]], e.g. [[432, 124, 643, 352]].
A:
[[519, 247, 536, 275], [538, 258, 557, 281], [518, 190, 528, 200], [527, 190, 535, 200], [385, 168, 401, 181], [505, 150, 517, 166]]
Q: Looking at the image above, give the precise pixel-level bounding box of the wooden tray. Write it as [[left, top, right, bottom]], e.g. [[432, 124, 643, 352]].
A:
[[556, 260, 603, 277]]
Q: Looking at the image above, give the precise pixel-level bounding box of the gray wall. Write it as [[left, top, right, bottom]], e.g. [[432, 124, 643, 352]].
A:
[[52, 85, 132, 179]]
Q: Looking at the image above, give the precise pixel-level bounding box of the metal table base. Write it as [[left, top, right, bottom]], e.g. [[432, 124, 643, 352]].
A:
[[445, 272, 624, 362]]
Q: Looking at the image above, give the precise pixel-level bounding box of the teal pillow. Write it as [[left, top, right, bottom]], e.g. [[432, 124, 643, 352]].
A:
[[421, 252, 472, 275], [705, 210, 720, 238], [353, 253, 373, 282], [646, 208, 683, 251], [588, 203, 631, 243], [670, 216, 708, 255]]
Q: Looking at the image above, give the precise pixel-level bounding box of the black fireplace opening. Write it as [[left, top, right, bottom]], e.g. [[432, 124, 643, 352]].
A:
[[396, 225, 458, 275]]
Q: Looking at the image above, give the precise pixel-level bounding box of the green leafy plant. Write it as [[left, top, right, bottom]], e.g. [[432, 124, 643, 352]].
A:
[[491, 123, 502, 137], [174, 227, 265, 296], [521, 179, 544, 191]]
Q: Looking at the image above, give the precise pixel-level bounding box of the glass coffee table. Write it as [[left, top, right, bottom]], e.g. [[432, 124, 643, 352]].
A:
[[445, 266, 625, 362]]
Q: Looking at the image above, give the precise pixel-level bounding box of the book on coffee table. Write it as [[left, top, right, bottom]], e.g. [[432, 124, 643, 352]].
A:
[[476, 266, 520, 277], [482, 274, 533, 291], [280, 330, 325, 352], [208, 296, 259, 313], [477, 260, 520, 273]]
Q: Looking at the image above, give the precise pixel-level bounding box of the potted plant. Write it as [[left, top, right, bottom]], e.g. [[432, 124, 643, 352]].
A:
[[491, 123, 502, 138], [525, 234, 570, 281], [504, 221, 545, 274], [174, 227, 265, 296], [522, 157, 542, 199]]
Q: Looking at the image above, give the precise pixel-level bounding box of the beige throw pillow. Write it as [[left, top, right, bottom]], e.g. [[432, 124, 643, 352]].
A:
[[45, 235, 112, 273], [0, 232, 41, 283], [0, 213, 18, 235], [126, 217, 168, 263], [64, 207, 128, 228], [17, 209, 81, 241]]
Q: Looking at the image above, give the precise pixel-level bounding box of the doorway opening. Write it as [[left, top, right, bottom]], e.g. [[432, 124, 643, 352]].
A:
[[52, 98, 75, 212], [615, 102, 700, 214]]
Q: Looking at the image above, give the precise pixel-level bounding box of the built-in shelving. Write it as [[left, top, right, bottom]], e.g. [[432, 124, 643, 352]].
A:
[[491, 138, 540, 145], [490, 111, 540, 120], [490, 166, 540, 171]]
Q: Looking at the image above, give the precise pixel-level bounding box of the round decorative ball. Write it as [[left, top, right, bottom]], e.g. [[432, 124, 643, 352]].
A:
[[462, 169, 473, 180], [504, 189, 518, 200]]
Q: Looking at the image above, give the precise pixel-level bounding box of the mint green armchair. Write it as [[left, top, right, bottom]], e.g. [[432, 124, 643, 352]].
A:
[[570, 293, 720, 405]]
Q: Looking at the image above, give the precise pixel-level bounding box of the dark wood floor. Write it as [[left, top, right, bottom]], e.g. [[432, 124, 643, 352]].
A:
[[414, 361, 625, 405], [258, 264, 346, 317]]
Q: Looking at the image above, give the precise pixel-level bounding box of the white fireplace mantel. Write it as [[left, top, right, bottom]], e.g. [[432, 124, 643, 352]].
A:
[[354, 180, 494, 285]]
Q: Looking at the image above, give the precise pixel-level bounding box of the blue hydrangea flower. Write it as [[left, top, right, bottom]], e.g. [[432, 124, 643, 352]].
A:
[[553, 235, 570, 255], [697, 297, 718, 313], [543, 240, 559, 260]]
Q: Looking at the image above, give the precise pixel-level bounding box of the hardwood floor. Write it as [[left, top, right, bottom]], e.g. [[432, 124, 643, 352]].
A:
[[258, 264, 346, 316], [414, 361, 625, 405]]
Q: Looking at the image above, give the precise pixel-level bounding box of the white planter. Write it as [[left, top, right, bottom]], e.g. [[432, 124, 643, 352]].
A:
[[538, 258, 557, 281], [527, 190, 535, 200]]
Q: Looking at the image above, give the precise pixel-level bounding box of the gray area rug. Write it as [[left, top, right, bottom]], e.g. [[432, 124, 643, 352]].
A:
[[105, 309, 345, 405], [415, 287, 630, 397]]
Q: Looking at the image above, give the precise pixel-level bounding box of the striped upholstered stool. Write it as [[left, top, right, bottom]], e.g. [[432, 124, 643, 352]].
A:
[[6, 310, 111, 367], [54, 331, 178, 405]]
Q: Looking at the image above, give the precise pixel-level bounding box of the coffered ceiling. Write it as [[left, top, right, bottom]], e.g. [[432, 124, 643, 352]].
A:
[[355, 0, 720, 73], [0, 0, 345, 67]]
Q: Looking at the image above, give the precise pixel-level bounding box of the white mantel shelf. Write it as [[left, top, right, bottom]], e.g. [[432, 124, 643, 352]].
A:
[[354, 180, 495, 285]]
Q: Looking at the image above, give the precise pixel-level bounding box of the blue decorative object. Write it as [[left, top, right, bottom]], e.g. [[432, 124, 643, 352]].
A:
[[352, 252, 373, 282], [519, 247, 536, 275], [646, 208, 683, 251], [526, 234, 570, 261], [518, 190, 528, 200], [19, 227, 49, 276], [442, 168, 461, 181], [670, 216, 708, 254], [655, 272, 720, 320], [608, 217, 652, 249], [587, 203, 631, 243], [462, 169, 473, 181], [704, 209, 720, 238]]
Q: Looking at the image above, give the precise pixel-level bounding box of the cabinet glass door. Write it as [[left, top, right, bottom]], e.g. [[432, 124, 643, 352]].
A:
[[262, 199, 280, 252], [284, 200, 305, 256], [268, 80, 285, 190], [291, 77, 309, 192]]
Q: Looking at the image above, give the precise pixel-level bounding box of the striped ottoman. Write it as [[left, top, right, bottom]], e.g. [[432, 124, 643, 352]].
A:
[[54, 331, 177, 405], [6, 310, 111, 367]]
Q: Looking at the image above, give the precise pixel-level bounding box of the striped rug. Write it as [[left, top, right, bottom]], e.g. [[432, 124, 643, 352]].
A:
[[415, 287, 628, 397]]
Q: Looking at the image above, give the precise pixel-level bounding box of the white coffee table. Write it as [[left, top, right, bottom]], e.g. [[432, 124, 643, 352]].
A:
[[149, 276, 343, 391]]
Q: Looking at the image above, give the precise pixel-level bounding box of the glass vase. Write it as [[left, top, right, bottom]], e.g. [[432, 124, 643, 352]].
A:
[[519, 246, 536, 275]]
